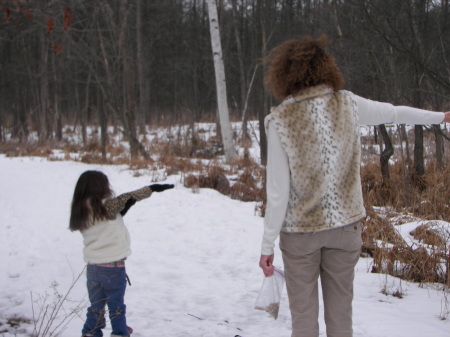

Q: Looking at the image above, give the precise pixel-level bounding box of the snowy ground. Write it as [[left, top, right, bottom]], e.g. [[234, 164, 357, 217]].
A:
[[1, 155, 449, 337]]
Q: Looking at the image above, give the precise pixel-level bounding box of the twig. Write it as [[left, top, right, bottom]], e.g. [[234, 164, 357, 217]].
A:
[[31, 266, 87, 337], [187, 313, 204, 320]]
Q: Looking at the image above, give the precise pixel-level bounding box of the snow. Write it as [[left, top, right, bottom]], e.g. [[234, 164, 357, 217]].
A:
[[1, 154, 449, 337]]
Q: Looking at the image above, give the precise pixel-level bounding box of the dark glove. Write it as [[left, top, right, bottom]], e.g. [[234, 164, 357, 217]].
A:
[[149, 184, 174, 192], [120, 197, 137, 216]]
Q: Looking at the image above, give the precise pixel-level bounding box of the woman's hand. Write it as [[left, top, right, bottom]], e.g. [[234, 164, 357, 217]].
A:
[[259, 254, 275, 277], [444, 111, 450, 123]]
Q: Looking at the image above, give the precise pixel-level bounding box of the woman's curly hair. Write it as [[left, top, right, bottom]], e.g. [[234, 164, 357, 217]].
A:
[[263, 35, 345, 101]]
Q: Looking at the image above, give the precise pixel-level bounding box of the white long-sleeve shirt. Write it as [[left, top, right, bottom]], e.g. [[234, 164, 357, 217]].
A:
[[261, 93, 445, 256]]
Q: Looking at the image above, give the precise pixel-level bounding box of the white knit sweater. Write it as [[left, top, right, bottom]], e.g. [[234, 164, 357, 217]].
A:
[[261, 85, 445, 255], [81, 186, 153, 264], [81, 214, 132, 264]]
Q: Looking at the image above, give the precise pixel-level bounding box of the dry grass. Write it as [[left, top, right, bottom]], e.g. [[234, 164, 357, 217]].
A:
[[363, 205, 450, 285], [361, 161, 450, 220], [183, 158, 265, 202], [2, 123, 450, 287], [358, 158, 450, 286], [0, 142, 53, 158]]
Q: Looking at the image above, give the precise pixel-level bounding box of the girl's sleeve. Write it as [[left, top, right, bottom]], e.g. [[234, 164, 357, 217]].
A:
[[353, 93, 445, 126], [261, 120, 290, 256], [104, 186, 153, 219]]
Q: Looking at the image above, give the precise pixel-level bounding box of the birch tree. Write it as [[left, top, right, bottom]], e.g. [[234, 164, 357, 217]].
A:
[[207, 0, 236, 163]]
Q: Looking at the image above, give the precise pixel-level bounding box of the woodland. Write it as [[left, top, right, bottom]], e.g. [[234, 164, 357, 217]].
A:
[[1, 0, 449, 165], [1, 1, 450, 287]]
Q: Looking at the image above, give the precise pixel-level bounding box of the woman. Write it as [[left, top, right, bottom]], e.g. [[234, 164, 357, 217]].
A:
[[259, 35, 450, 337]]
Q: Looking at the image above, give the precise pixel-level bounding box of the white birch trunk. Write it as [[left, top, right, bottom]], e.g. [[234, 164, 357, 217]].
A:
[[207, 0, 236, 163]]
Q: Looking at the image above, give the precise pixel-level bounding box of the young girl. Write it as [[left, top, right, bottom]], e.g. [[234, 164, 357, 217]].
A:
[[69, 170, 173, 337]]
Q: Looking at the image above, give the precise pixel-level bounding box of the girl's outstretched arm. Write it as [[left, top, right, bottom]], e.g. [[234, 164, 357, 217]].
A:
[[104, 186, 153, 218], [120, 197, 137, 216], [104, 184, 174, 218]]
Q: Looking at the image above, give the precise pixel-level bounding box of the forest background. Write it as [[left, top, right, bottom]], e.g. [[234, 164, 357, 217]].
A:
[[1, 0, 450, 287]]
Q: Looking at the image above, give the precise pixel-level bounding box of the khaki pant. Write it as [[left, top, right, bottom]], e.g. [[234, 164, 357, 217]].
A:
[[280, 222, 362, 337]]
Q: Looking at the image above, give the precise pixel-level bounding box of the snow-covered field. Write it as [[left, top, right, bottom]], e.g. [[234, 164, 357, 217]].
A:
[[1, 155, 449, 337]]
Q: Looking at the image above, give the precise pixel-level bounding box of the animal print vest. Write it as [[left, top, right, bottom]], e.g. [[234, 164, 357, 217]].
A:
[[265, 84, 366, 232]]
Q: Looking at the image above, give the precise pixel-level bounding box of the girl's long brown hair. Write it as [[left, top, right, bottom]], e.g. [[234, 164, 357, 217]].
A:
[[69, 170, 113, 231], [263, 35, 345, 101]]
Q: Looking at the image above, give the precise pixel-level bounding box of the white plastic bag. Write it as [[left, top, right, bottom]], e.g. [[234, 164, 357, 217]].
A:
[[254, 267, 285, 319]]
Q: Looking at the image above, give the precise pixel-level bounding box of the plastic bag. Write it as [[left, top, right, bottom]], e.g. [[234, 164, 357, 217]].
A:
[[254, 267, 285, 319]]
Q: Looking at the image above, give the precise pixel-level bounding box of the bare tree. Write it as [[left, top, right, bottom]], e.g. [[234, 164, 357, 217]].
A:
[[136, 0, 148, 134], [38, 28, 49, 142], [1, 0, 449, 173], [207, 0, 236, 163], [118, 1, 139, 158], [379, 125, 393, 180], [231, 0, 248, 145]]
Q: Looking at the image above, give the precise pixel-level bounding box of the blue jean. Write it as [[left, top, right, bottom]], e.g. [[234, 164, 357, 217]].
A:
[[82, 265, 129, 337]]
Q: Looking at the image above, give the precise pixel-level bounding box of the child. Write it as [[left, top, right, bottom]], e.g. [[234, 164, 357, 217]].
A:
[[69, 170, 174, 337]]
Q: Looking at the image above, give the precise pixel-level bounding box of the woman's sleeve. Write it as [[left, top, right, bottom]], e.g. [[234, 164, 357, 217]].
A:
[[353, 94, 445, 126], [261, 121, 290, 256], [104, 186, 153, 219]]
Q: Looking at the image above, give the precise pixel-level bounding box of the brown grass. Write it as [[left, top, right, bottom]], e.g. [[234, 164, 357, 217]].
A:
[[361, 161, 450, 220], [0, 142, 53, 158], [363, 205, 450, 285], [411, 222, 447, 247], [183, 157, 265, 202], [360, 159, 450, 286], [2, 123, 450, 286]]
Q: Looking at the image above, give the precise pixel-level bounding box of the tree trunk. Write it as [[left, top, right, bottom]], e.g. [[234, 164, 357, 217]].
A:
[[38, 30, 49, 142], [409, 2, 426, 181], [136, 0, 148, 135], [433, 125, 445, 170], [231, 0, 248, 145], [0, 102, 3, 142], [414, 125, 425, 176], [82, 71, 92, 146], [52, 51, 62, 141], [98, 86, 108, 161], [399, 124, 414, 204], [207, 0, 236, 163], [332, 0, 343, 39], [379, 125, 393, 180], [119, 2, 139, 159], [258, 1, 269, 166]]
